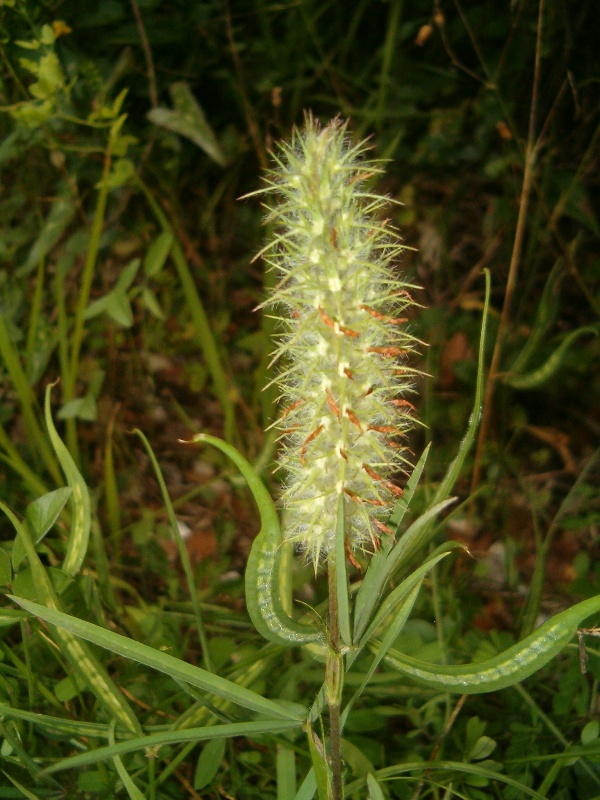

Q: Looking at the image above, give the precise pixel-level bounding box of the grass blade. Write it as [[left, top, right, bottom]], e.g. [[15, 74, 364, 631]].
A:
[[9, 596, 307, 722], [39, 719, 303, 775]]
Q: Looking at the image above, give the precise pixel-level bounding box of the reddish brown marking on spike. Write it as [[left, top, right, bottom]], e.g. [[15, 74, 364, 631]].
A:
[[325, 387, 341, 421], [331, 227, 338, 249], [291, 309, 300, 319], [339, 324, 360, 338], [345, 538, 362, 572], [360, 304, 384, 320], [362, 463, 384, 482], [299, 424, 324, 466], [385, 440, 403, 449], [343, 367, 354, 379], [361, 304, 409, 326], [349, 170, 377, 186], [391, 399, 416, 411], [394, 289, 414, 302], [343, 488, 386, 507], [318, 306, 336, 330], [384, 481, 404, 497], [338, 447, 348, 461], [367, 346, 408, 357], [280, 398, 304, 419], [362, 385, 373, 397], [368, 425, 399, 434], [345, 408, 363, 432], [343, 488, 362, 503], [373, 518, 395, 537]]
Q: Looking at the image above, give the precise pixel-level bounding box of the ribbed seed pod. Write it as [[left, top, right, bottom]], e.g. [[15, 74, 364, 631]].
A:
[[259, 115, 421, 564]]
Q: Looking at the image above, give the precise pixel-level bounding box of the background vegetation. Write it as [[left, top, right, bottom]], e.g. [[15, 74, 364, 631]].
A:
[[0, 0, 598, 797]]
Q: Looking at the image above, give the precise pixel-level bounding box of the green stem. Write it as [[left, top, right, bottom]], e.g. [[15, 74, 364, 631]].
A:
[[63, 133, 115, 461]]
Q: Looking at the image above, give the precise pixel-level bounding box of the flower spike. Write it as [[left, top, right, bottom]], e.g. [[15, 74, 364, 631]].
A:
[[260, 114, 421, 563]]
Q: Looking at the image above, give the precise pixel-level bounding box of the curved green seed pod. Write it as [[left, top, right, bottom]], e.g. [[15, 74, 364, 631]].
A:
[[379, 594, 600, 694], [254, 114, 421, 563], [190, 434, 321, 646]]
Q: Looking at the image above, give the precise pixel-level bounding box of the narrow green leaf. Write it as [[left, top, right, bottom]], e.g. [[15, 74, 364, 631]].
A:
[[9, 596, 307, 722], [353, 444, 432, 642], [109, 723, 145, 800], [1, 503, 141, 735], [191, 433, 321, 646], [343, 582, 423, 732], [294, 769, 317, 800], [357, 545, 461, 650], [353, 498, 456, 642], [367, 773, 386, 800], [39, 719, 302, 775], [380, 594, 600, 694], [505, 326, 597, 389], [0, 703, 111, 738], [345, 761, 550, 800], [44, 385, 91, 576], [306, 723, 332, 800], [277, 744, 297, 800], [134, 428, 213, 672], [509, 258, 564, 375], [431, 269, 490, 509]]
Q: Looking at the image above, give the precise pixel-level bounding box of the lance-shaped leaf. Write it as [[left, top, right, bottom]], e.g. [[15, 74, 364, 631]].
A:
[[10, 596, 307, 722], [378, 594, 600, 694]]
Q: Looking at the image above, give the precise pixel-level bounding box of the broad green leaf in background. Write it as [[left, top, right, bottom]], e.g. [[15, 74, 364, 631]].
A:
[[148, 82, 227, 166]]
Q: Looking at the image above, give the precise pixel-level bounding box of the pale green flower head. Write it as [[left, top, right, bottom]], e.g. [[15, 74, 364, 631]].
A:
[[259, 114, 421, 564]]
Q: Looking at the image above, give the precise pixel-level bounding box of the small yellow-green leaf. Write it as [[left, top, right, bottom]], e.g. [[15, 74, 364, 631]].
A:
[[581, 720, 600, 746], [144, 231, 173, 277]]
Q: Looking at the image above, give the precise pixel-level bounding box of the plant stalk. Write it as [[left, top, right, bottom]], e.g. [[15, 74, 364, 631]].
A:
[[327, 559, 344, 800]]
